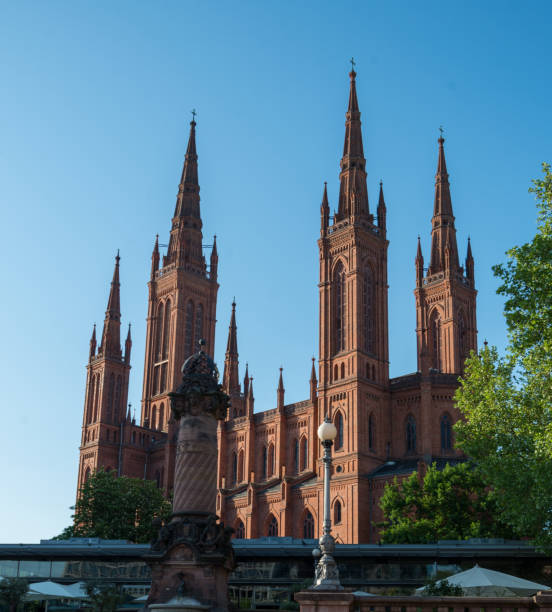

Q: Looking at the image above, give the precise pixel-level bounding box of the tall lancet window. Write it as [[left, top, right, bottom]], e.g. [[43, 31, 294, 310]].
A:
[[185, 300, 194, 356], [162, 299, 171, 359], [195, 303, 204, 346], [155, 302, 164, 360], [334, 263, 346, 354], [458, 311, 467, 363], [430, 311, 442, 371], [363, 266, 375, 354]]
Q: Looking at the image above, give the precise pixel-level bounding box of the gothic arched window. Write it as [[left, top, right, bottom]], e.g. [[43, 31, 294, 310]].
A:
[[232, 452, 238, 484], [158, 403, 164, 431], [368, 413, 375, 450], [363, 266, 375, 353], [115, 376, 122, 417], [155, 302, 164, 360], [303, 510, 315, 539], [334, 412, 344, 451], [441, 413, 452, 450], [162, 299, 171, 359], [430, 311, 442, 371], [406, 415, 417, 453], [267, 514, 278, 537], [93, 375, 100, 422], [334, 500, 342, 524], [238, 449, 244, 482], [340, 363, 345, 379], [262, 446, 267, 480], [195, 303, 204, 347], [299, 437, 308, 471], [106, 373, 115, 423], [268, 443, 275, 477], [294, 439, 299, 473], [458, 311, 467, 364], [334, 263, 346, 353], [185, 300, 194, 357], [235, 520, 245, 539]]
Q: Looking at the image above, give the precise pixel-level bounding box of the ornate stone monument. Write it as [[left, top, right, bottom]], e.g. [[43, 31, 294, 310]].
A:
[[145, 341, 234, 612]]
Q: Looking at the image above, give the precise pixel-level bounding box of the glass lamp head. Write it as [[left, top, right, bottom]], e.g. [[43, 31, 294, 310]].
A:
[[318, 419, 337, 442]]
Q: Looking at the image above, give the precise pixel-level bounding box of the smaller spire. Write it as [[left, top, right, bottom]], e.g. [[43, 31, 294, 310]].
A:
[[223, 301, 240, 394], [100, 252, 122, 359], [243, 362, 249, 397], [125, 323, 132, 364], [320, 182, 329, 233], [126, 403, 132, 422], [465, 237, 474, 282], [415, 236, 424, 287], [151, 234, 159, 279], [277, 367, 285, 410], [310, 357, 317, 401], [210, 235, 218, 281], [377, 180, 387, 235], [89, 323, 97, 361], [248, 377, 254, 400]]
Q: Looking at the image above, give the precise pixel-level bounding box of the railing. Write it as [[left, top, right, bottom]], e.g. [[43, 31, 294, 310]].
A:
[[295, 591, 552, 612]]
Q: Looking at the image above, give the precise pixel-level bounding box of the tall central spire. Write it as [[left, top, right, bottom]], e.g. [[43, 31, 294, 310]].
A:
[[99, 252, 122, 359], [337, 68, 369, 220], [174, 119, 200, 220], [428, 136, 459, 274]]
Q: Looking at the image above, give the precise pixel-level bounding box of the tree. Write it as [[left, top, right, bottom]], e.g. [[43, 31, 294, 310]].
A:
[[0, 578, 29, 612], [378, 462, 513, 544], [455, 163, 552, 551], [422, 578, 464, 597], [58, 468, 171, 543], [84, 581, 128, 612]]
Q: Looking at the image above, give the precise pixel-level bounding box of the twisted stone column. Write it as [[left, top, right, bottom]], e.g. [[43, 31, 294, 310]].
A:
[[146, 343, 232, 612]]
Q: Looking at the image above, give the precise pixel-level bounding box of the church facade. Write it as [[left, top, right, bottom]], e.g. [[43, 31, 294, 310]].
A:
[[77, 69, 477, 544]]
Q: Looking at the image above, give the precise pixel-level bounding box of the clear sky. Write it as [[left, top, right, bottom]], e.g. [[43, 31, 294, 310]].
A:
[[0, 1, 550, 543]]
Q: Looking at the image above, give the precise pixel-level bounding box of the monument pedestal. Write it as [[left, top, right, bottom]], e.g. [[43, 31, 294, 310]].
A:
[[146, 513, 234, 612]]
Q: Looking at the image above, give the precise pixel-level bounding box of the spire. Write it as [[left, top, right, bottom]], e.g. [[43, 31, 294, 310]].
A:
[[243, 362, 249, 397], [321, 182, 329, 234], [151, 235, 159, 279], [210, 235, 218, 281], [99, 252, 122, 359], [415, 236, 424, 288], [465, 237, 474, 282], [310, 357, 317, 401], [125, 323, 132, 364], [174, 118, 200, 220], [277, 367, 285, 410], [377, 180, 387, 235], [337, 67, 369, 220], [89, 324, 97, 361], [222, 300, 240, 395], [428, 135, 459, 274]]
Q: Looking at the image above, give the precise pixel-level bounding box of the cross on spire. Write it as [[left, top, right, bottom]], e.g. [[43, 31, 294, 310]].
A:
[[439, 125, 444, 138], [191, 108, 197, 122], [350, 57, 356, 71]]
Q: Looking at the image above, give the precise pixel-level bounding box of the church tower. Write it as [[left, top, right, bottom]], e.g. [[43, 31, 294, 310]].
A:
[[140, 118, 219, 491], [415, 136, 477, 374], [77, 253, 132, 490], [317, 68, 389, 543]]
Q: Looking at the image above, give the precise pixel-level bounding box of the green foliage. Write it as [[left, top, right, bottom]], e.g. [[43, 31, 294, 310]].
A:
[[422, 578, 464, 596], [84, 582, 128, 612], [58, 468, 172, 543], [455, 163, 552, 552], [0, 578, 28, 612], [378, 462, 513, 543]]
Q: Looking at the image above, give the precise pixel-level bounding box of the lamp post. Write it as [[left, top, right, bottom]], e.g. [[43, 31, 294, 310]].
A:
[[311, 417, 343, 590]]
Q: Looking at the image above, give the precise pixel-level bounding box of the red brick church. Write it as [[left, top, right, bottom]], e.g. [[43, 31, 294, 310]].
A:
[[77, 68, 477, 544]]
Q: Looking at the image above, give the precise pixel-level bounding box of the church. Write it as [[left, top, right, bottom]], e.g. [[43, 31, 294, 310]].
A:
[[77, 68, 477, 544]]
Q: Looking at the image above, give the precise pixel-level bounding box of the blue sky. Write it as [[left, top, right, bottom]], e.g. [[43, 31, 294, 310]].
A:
[[0, 1, 550, 542]]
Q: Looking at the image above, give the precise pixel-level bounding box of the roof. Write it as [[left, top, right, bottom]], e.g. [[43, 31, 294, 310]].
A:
[[365, 457, 465, 479]]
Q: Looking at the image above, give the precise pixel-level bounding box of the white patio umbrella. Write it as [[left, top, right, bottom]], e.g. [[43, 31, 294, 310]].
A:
[[417, 565, 550, 597]]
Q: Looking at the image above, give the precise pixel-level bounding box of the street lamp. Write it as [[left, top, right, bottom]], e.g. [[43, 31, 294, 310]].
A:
[[311, 417, 343, 590]]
